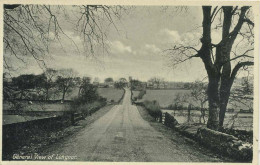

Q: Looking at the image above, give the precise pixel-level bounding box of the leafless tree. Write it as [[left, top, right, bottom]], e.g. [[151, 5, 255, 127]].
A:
[[189, 81, 208, 124], [165, 6, 254, 129], [56, 68, 78, 101], [148, 77, 165, 89], [43, 68, 58, 100], [229, 76, 253, 111], [4, 5, 128, 73]]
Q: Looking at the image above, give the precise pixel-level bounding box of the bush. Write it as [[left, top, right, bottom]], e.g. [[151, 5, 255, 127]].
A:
[[71, 82, 106, 115], [143, 100, 162, 119]]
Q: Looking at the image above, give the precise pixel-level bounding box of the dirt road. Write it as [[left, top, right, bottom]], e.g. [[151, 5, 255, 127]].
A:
[[41, 88, 225, 162]]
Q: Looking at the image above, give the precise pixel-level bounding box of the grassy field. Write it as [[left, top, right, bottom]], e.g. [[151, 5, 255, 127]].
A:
[[66, 87, 124, 102], [97, 88, 124, 102], [138, 89, 253, 131], [3, 88, 124, 112], [162, 109, 253, 131], [132, 91, 140, 99], [140, 89, 191, 108], [139, 89, 251, 110], [3, 87, 124, 125], [3, 101, 70, 111], [55, 87, 124, 102]]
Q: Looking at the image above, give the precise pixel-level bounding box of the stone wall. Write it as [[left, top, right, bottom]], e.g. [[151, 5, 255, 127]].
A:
[[162, 112, 253, 162], [197, 127, 252, 162]]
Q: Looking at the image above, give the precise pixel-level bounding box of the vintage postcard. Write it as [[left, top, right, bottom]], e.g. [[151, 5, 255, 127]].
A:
[[0, 0, 259, 164]]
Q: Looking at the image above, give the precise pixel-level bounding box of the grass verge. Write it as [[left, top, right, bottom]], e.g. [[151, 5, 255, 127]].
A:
[[136, 105, 234, 162]]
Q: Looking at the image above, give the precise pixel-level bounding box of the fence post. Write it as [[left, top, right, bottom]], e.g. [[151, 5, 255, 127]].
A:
[[71, 112, 75, 125], [188, 104, 191, 123], [159, 112, 162, 123]]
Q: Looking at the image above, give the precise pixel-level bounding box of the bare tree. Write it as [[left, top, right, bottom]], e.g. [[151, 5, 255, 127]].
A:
[[77, 76, 92, 97], [148, 77, 165, 89], [189, 81, 208, 124], [43, 68, 58, 100], [165, 6, 254, 129], [4, 5, 127, 72], [229, 76, 253, 111], [172, 92, 190, 116], [56, 68, 78, 101]]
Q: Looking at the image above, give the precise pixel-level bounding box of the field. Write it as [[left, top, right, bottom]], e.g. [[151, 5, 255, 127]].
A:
[[138, 89, 251, 110], [162, 109, 253, 131], [3, 101, 71, 111], [139, 89, 191, 108], [97, 88, 124, 102], [3, 87, 124, 125], [132, 90, 140, 99], [65, 87, 124, 102], [3, 101, 71, 125], [136, 89, 253, 131]]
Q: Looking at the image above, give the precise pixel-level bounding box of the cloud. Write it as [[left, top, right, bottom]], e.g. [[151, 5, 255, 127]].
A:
[[159, 29, 181, 44], [181, 32, 201, 43], [109, 40, 132, 54], [144, 44, 161, 53]]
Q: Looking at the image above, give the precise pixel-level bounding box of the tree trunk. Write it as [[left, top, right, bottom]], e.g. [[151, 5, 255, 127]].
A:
[[206, 77, 220, 130], [78, 86, 82, 97], [200, 102, 205, 124], [219, 80, 232, 128], [62, 87, 66, 101]]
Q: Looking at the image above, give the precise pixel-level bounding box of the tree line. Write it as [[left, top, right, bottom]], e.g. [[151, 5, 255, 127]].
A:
[[4, 68, 89, 101], [3, 69, 129, 102]]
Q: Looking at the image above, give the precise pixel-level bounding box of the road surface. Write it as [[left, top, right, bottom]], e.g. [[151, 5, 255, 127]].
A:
[[41, 88, 224, 162]]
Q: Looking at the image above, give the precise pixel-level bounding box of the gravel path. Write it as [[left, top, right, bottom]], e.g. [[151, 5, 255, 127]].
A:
[[40, 88, 226, 162]]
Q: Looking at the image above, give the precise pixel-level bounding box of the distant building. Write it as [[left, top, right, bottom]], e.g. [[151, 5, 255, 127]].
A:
[[104, 82, 114, 88], [93, 81, 99, 86], [98, 83, 107, 88]]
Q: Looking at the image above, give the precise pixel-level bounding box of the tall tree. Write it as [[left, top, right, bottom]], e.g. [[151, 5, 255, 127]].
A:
[[166, 6, 254, 129], [229, 76, 253, 110], [43, 68, 58, 100], [12, 73, 46, 99], [56, 68, 78, 101], [189, 81, 208, 123], [77, 77, 92, 97], [104, 77, 114, 83]]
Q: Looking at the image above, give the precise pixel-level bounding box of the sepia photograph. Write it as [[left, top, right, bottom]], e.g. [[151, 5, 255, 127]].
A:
[[1, 1, 259, 164]]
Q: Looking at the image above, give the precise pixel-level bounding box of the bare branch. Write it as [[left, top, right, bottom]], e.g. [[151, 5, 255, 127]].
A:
[[228, 6, 251, 42], [229, 48, 254, 62], [244, 18, 254, 26], [230, 61, 254, 81]]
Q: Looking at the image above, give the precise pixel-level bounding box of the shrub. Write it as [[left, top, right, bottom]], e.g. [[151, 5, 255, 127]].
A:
[[143, 100, 162, 119], [71, 82, 106, 115]]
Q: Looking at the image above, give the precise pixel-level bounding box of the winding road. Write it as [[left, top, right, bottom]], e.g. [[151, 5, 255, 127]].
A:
[[42, 88, 225, 162]]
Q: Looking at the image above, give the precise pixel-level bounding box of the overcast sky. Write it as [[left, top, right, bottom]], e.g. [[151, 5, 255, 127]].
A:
[[5, 6, 252, 82]]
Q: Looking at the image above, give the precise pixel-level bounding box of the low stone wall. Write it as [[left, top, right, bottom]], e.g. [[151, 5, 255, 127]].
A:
[[197, 127, 252, 162], [162, 112, 253, 162], [3, 115, 72, 159]]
